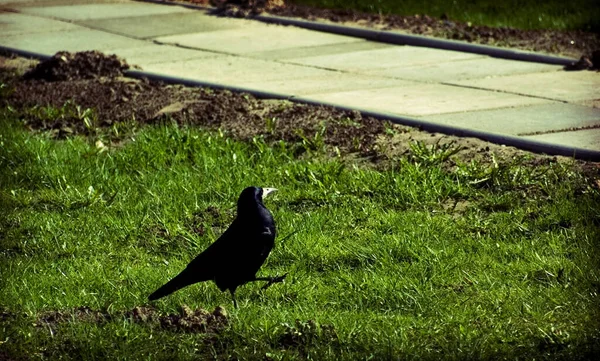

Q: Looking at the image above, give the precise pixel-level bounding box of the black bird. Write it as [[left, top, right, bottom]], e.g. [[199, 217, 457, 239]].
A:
[[148, 186, 286, 307]]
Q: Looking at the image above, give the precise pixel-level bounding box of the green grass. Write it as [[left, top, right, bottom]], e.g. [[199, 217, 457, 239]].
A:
[[1, 110, 600, 360], [288, 0, 600, 31]]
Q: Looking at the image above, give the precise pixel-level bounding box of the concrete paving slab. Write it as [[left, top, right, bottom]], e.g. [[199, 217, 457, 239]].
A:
[[366, 57, 561, 82], [248, 39, 387, 60], [1, 0, 597, 155], [18, 2, 193, 21], [110, 44, 218, 67], [286, 46, 483, 72], [143, 55, 337, 84], [245, 73, 414, 96], [524, 128, 600, 151], [0, 11, 79, 36], [0, 28, 149, 55], [82, 11, 245, 39], [155, 24, 360, 54], [424, 103, 600, 135], [452, 71, 600, 102], [305, 84, 551, 116]]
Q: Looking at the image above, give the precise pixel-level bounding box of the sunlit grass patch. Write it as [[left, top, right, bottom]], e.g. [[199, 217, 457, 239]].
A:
[[289, 0, 600, 31], [1, 113, 599, 360]]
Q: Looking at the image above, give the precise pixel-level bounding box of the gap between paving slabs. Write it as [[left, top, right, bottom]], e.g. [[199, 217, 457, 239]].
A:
[[139, 0, 577, 66], [2, 44, 598, 161]]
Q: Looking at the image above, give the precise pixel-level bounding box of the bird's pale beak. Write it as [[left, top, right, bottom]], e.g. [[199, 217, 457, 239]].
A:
[[262, 188, 278, 199]]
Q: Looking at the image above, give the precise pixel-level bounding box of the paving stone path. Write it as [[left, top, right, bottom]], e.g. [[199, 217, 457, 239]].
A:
[[1, 0, 598, 153]]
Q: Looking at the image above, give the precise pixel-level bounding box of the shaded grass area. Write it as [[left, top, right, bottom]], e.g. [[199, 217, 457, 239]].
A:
[[288, 0, 600, 31], [1, 110, 600, 359]]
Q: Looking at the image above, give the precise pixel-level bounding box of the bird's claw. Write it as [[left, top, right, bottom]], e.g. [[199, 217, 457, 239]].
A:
[[261, 273, 288, 290]]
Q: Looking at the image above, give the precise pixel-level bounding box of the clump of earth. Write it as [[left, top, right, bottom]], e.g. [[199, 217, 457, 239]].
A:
[[23, 50, 130, 82], [33, 305, 228, 334]]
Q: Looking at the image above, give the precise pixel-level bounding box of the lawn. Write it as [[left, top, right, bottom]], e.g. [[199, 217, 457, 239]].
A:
[[1, 100, 599, 360], [287, 0, 600, 31]]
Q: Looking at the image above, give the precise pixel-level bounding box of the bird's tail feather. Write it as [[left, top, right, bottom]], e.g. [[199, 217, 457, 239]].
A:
[[148, 271, 194, 301]]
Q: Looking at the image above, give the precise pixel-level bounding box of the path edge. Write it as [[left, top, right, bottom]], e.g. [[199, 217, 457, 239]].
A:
[[1, 45, 597, 161], [136, 0, 577, 66]]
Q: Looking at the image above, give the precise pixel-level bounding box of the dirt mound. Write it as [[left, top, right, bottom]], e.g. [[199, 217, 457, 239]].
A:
[[127, 305, 228, 333], [23, 51, 130, 82], [34, 305, 228, 334], [37, 306, 109, 325]]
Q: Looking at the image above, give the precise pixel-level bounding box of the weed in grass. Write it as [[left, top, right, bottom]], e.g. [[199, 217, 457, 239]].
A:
[[294, 125, 327, 154], [21, 101, 100, 138], [27, 101, 96, 126], [265, 117, 278, 135], [383, 121, 400, 136], [409, 139, 462, 166], [277, 319, 340, 355]]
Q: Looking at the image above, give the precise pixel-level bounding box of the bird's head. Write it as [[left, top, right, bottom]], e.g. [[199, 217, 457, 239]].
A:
[[237, 186, 277, 212]]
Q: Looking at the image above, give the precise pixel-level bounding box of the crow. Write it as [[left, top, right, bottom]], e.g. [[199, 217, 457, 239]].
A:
[[148, 186, 286, 307]]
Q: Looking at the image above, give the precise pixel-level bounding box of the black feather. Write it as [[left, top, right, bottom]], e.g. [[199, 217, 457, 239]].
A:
[[148, 186, 283, 306]]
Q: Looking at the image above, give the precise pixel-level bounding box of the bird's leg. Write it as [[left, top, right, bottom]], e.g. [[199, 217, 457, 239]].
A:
[[229, 289, 238, 309], [243, 274, 288, 290], [259, 273, 288, 290]]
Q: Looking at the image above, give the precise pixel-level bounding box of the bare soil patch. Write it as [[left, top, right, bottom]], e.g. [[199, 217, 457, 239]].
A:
[[177, 0, 599, 59], [34, 305, 228, 334], [1, 52, 598, 177], [2, 54, 386, 156], [268, 4, 600, 60]]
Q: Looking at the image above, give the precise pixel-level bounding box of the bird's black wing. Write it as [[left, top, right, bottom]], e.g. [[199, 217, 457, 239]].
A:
[[185, 217, 246, 269], [148, 219, 243, 300], [149, 189, 277, 301], [212, 223, 276, 291]]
